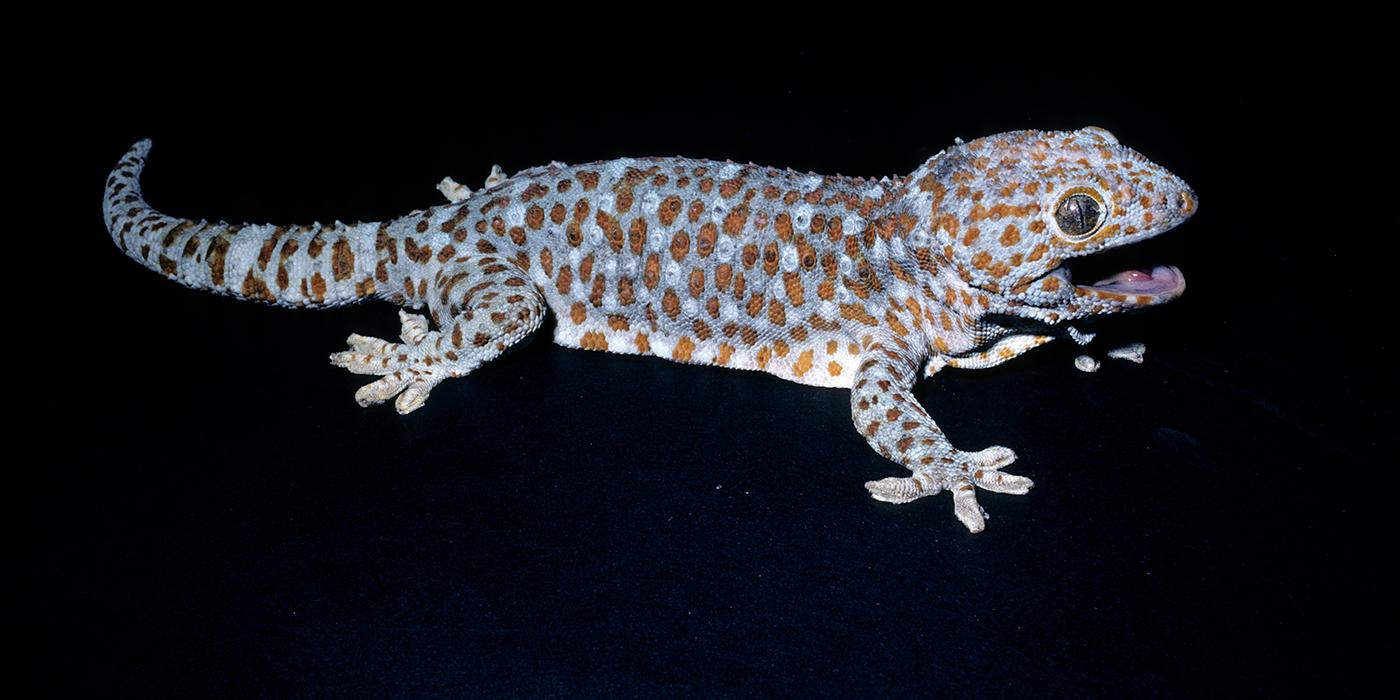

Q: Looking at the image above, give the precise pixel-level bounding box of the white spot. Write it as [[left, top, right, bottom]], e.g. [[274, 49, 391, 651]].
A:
[[682, 298, 698, 315], [605, 258, 618, 275], [569, 248, 582, 265], [605, 158, 634, 177], [597, 193, 616, 212], [721, 301, 738, 320], [642, 191, 660, 210], [716, 238, 735, 261], [780, 247, 798, 272], [650, 337, 674, 357], [838, 255, 854, 275], [836, 286, 854, 303], [504, 203, 525, 227], [802, 175, 822, 189], [719, 163, 741, 178], [910, 230, 930, 247], [792, 206, 812, 230], [623, 258, 638, 275], [890, 237, 906, 256], [710, 199, 728, 223], [664, 261, 682, 284], [868, 238, 886, 261], [604, 295, 619, 310], [648, 230, 667, 250]]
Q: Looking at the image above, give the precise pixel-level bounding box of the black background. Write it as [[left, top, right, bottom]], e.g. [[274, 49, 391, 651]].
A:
[[23, 33, 1389, 696]]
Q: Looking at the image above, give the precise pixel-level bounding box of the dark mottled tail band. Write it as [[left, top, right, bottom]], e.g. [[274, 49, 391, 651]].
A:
[[103, 140, 388, 307]]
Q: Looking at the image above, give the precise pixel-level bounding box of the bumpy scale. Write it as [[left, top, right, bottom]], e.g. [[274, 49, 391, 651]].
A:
[[103, 128, 1196, 532]]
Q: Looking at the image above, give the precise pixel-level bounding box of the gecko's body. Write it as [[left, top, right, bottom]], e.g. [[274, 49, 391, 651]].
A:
[[103, 128, 1196, 532]]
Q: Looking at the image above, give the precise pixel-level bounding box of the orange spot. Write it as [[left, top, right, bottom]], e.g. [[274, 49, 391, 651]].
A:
[[792, 349, 814, 376], [662, 288, 681, 318], [999, 225, 1020, 247], [716, 343, 735, 365], [673, 336, 695, 362], [767, 299, 787, 326], [580, 331, 609, 351], [666, 231, 689, 261]]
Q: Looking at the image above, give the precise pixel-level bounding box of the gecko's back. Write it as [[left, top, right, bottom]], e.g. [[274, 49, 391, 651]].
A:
[[480, 157, 904, 388]]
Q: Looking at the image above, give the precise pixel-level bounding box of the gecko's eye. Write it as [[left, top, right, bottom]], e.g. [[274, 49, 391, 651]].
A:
[[1054, 190, 1106, 240]]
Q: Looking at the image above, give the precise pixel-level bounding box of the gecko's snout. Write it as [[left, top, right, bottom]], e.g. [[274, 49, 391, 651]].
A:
[[1175, 188, 1197, 217]]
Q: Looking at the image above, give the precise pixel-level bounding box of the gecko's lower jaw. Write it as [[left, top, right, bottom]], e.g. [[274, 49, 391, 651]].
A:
[[1075, 265, 1185, 304]]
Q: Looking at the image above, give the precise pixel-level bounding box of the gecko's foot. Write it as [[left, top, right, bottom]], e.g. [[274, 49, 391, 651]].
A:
[[864, 446, 1032, 533], [329, 310, 457, 414], [437, 176, 472, 203]]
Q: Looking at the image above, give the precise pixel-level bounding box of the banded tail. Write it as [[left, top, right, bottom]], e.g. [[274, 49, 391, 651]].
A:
[[103, 140, 390, 307]]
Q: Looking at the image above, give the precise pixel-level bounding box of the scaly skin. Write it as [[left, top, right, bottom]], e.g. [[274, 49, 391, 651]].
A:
[[103, 127, 1196, 532]]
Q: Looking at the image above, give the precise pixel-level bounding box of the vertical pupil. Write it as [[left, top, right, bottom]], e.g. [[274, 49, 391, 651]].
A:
[[1058, 194, 1100, 236]]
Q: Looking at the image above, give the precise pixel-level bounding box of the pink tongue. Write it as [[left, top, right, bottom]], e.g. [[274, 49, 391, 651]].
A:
[[1094, 269, 1152, 286]]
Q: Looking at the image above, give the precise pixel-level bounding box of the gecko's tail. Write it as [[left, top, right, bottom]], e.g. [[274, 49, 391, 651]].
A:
[[103, 140, 388, 307]]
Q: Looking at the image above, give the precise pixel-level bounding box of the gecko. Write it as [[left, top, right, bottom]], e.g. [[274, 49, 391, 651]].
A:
[[102, 127, 1196, 532]]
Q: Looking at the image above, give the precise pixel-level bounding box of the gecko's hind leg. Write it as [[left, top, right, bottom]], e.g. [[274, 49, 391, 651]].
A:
[[330, 255, 544, 413]]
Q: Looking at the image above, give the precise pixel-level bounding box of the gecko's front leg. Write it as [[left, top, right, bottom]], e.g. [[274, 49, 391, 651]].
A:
[[852, 334, 1033, 532]]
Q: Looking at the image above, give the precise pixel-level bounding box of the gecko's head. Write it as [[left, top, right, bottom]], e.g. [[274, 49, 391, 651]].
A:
[[918, 127, 1196, 320]]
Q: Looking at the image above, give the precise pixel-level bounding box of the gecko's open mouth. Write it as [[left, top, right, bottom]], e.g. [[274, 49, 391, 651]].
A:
[[1078, 265, 1185, 300], [1057, 241, 1187, 305]]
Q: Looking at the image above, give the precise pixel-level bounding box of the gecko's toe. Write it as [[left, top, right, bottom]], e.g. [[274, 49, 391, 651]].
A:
[[971, 469, 1033, 495], [394, 380, 435, 414], [965, 445, 1017, 469], [952, 479, 988, 533], [354, 373, 412, 407]]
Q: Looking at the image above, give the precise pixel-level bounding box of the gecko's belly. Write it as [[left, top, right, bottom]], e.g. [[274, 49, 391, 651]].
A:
[[550, 306, 859, 389]]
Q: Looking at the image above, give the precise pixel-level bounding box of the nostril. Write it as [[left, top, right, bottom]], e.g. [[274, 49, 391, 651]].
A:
[[1178, 191, 1196, 213]]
